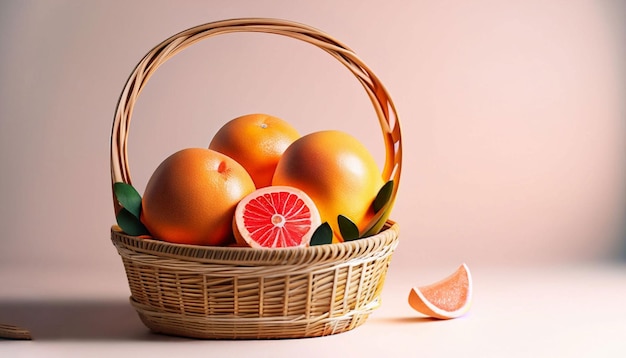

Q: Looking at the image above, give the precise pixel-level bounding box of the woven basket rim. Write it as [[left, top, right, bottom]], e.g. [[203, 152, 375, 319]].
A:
[[112, 220, 398, 266]]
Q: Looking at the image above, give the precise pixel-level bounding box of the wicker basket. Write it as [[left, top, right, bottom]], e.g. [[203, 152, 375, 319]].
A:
[[110, 18, 402, 339]]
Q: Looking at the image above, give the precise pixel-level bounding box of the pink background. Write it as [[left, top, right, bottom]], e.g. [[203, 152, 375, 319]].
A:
[[0, 0, 624, 277]]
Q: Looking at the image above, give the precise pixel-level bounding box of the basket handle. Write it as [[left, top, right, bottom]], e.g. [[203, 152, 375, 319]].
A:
[[111, 18, 402, 217]]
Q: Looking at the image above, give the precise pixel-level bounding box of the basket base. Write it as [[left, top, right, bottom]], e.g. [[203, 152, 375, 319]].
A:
[[130, 296, 376, 339]]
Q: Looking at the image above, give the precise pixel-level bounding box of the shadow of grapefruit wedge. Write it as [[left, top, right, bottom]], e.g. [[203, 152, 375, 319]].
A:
[[408, 263, 473, 319]]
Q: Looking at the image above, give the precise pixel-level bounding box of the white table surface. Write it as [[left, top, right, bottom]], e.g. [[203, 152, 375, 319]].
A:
[[2, 261, 625, 357]]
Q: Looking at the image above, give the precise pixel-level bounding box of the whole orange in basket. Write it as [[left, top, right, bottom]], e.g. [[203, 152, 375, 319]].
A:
[[233, 186, 322, 248], [209, 113, 300, 188], [141, 148, 255, 246], [272, 130, 384, 242]]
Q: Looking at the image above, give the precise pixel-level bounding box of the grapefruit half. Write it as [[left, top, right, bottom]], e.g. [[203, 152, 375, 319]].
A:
[[233, 186, 322, 248], [408, 263, 473, 319]]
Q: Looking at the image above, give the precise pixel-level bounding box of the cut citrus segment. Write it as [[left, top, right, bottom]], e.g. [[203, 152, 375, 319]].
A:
[[233, 186, 322, 248], [408, 263, 473, 319]]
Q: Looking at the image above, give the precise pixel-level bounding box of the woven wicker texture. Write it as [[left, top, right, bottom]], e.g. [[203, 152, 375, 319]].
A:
[[110, 18, 402, 339]]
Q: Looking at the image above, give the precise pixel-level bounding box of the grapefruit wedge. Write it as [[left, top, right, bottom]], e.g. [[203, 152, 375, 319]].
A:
[[233, 186, 322, 248], [408, 263, 473, 319]]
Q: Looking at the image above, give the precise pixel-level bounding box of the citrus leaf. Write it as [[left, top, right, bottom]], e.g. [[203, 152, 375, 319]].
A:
[[116, 208, 150, 236], [362, 195, 395, 238], [338, 215, 360, 241], [361, 207, 391, 237], [113, 182, 142, 219], [373, 180, 394, 213], [310, 222, 333, 246]]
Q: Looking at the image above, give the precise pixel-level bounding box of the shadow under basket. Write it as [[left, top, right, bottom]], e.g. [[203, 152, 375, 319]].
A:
[[111, 221, 399, 339]]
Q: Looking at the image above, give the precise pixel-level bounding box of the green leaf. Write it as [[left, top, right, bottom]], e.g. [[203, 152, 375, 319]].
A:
[[114, 182, 142, 218], [361, 207, 391, 238], [373, 180, 394, 213], [310, 222, 333, 246], [361, 180, 396, 237], [338, 215, 360, 241], [116, 208, 150, 236]]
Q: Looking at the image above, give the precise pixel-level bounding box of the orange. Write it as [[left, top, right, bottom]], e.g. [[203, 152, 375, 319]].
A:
[[209, 113, 300, 188], [408, 263, 473, 319], [233, 186, 322, 248], [141, 148, 255, 246], [272, 130, 384, 242]]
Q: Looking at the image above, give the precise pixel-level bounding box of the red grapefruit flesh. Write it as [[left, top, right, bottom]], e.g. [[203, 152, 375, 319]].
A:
[[233, 186, 322, 248], [408, 263, 473, 319]]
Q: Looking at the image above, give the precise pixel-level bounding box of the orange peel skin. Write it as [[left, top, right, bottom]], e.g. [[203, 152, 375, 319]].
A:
[[408, 263, 473, 320]]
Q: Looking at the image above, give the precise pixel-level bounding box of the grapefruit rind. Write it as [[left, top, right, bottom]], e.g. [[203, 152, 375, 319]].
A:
[[408, 263, 473, 320], [233, 186, 322, 249]]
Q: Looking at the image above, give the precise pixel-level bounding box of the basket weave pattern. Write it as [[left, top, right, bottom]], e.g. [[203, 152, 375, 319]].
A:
[[112, 222, 397, 338], [110, 18, 402, 339]]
